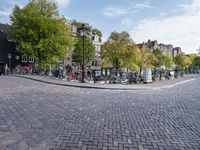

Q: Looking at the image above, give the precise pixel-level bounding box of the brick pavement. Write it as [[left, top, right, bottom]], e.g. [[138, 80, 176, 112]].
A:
[[16, 74, 200, 90], [0, 76, 200, 150]]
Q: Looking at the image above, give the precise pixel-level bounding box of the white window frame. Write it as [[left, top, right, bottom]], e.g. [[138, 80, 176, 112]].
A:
[[97, 45, 101, 51], [72, 26, 77, 33], [29, 56, 34, 62], [94, 35, 99, 42], [22, 55, 27, 62]]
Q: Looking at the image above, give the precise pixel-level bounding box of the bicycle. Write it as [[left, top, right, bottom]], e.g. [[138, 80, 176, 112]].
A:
[[67, 72, 76, 81]]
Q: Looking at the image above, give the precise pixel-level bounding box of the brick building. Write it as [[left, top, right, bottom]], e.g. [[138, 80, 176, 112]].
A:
[[64, 20, 102, 71], [137, 39, 182, 58], [0, 23, 34, 74]]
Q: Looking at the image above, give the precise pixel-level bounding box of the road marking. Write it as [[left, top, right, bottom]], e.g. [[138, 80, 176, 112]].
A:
[[161, 78, 196, 89]]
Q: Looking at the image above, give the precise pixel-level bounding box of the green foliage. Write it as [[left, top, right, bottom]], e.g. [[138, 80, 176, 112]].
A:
[[152, 48, 165, 68], [163, 52, 174, 69], [193, 56, 200, 68], [175, 52, 191, 69], [122, 44, 141, 71], [101, 31, 140, 71], [188, 54, 197, 65], [138, 48, 156, 72], [10, 0, 74, 65], [3, 27, 16, 41], [152, 48, 174, 69], [72, 35, 95, 67], [70, 21, 102, 67], [92, 29, 102, 38], [101, 38, 122, 68]]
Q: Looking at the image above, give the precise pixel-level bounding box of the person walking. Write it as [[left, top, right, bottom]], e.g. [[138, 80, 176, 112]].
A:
[[5, 64, 9, 75]]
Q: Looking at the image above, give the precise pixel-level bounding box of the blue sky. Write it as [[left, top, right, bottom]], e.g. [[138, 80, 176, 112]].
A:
[[0, 0, 199, 54]]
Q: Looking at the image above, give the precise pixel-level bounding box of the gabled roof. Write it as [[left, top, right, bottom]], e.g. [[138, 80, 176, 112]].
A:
[[0, 23, 16, 42], [0, 23, 11, 32], [136, 43, 144, 49]]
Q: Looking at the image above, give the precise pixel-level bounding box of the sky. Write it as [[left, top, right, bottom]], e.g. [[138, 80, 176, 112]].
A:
[[0, 0, 200, 54]]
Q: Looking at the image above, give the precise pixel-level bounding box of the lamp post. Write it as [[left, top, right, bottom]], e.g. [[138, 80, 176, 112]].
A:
[[8, 53, 12, 75], [79, 23, 90, 83]]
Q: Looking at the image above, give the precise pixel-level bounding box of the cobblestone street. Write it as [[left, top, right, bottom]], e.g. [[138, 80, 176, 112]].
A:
[[0, 76, 200, 150]]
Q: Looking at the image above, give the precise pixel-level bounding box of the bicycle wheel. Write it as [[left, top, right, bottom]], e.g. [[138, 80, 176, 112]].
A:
[[85, 76, 91, 83]]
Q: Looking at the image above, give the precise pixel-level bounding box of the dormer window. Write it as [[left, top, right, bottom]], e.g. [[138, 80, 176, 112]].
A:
[[94, 35, 99, 42], [16, 46, 19, 51]]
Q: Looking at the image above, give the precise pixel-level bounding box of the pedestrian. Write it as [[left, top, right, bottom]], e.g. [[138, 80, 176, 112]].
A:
[[25, 66, 30, 74], [5, 64, 8, 75]]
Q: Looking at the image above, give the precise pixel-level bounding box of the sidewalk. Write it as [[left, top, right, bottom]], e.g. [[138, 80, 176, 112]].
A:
[[15, 74, 200, 90]]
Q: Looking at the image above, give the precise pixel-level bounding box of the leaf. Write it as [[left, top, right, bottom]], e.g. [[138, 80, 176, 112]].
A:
[[10, 0, 75, 65]]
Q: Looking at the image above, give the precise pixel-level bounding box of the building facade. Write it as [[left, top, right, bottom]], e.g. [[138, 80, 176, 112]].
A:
[[172, 47, 182, 58], [91, 34, 101, 70], [137, 39, 181, 58], [0, 24, 34, 74], [64, 20, 102, 71], [159, 43, 173, 54]]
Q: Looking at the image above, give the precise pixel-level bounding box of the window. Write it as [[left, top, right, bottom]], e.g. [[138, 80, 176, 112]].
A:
[[22, 55, 27, 62], [94, 35, 100, 42], [92, 61, 95, 66], [16, 46, 19, 51], [95, 61, 98, 66], [29, 57, 34, 62], [96, 51, 100, 56], [95, 45, 98, 51], [15, 55, 20, 60], [97, 45, 101, 51], [72, 26, 77, 33]]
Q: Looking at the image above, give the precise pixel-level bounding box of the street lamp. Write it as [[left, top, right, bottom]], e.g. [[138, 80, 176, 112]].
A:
[[8, 53, 12, 75], [78, 23, 90, 83]]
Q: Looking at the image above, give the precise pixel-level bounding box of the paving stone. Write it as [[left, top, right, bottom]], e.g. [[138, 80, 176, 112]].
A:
[[0, 76, 200, 149]]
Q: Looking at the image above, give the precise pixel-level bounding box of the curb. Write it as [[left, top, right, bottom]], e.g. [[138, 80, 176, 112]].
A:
[[14, 75, 198, 91], [15, 75, 151, 91]]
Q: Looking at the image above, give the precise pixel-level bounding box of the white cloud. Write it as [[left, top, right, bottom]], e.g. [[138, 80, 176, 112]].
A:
[[103, 5, 127, 18], [54, 0, 70, 8], [121, 18, 133, 28], [0, 0, 18, 24], [0, 0, 70, 24], [103, 0, 153, 18], [131, 0, 200, 54], [128, 0, 153, 10]]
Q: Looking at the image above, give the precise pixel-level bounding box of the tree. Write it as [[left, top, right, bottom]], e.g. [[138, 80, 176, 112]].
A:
[[101, 31, 140, 71], [122, 44, 141, 71], [152, 48, 165, 68], [10, 0, 74, 65], [163, 52, 174, 69], [188, 54, 197, 65], [187, 54, 200, 73], [137, 48, 156, 73], [4, 27, 16, 42], [72, 35, 95, 67], [175, 52, 191, 69], [92, 29, 102, 40], [193, 56, 200, 68]]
